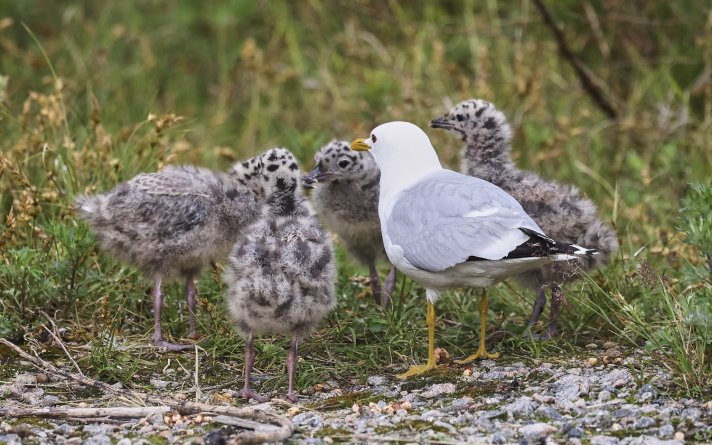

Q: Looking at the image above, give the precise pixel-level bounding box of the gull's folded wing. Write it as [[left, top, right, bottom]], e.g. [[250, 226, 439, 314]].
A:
[[386, 169, 546, 272]]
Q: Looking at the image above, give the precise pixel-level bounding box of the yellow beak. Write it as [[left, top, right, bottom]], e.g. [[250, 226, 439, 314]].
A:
[[351, 138, 370, 152]]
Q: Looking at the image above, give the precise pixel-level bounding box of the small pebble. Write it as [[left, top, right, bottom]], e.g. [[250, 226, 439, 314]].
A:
[[367, 375, 387, 386], [421, 383, 456, 399], [491, 432, 507, 444], [598, 390, 612, 402], [659, 424, 674, 438], [568, 426, 584, 438]]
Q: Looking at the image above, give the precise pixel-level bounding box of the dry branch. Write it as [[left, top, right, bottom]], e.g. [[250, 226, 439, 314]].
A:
[[0, 338, 293, 444], [0, 406, 171, 419], [532, 0, 619, 119]]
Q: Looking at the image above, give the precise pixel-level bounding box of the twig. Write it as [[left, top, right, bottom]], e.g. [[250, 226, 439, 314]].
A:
[[331, 434, 461, 444], [212, 415, 280, 431], [0, 338, 293, 444], [40, 310, 84, 377], [194, 345, 201, 402], [0, 406, 171, 419], [532, 0, 619, 119]]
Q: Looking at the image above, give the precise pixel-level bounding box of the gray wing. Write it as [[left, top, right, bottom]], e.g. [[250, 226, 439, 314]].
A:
[[386, 170, 545, 272]]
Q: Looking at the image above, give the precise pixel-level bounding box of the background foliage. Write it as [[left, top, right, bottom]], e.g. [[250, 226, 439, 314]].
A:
[[1, 1, 710, 394]]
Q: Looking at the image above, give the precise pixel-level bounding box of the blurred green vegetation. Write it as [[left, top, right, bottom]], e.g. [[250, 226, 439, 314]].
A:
[[0, 1, 710, 394]]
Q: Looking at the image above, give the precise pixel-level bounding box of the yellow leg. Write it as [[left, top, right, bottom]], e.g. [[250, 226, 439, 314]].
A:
[[455, 290, 500, 364], [397, 301, 437, 379]]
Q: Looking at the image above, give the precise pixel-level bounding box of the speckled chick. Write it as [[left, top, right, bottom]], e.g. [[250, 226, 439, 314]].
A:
[[75, 151, 271, 350], [431, 99, 619, 338], [304, 140, 396, 308], [225, 148, 336, 402]]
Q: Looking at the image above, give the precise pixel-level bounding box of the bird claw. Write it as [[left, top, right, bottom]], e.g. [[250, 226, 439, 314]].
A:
[[286, 392, 300, 403], [396, 362, 438, 379], [379, 291, 392, 310], [454, 350, 500, 365], [527, 327, 557, 341], [242, 389, 270, 403]]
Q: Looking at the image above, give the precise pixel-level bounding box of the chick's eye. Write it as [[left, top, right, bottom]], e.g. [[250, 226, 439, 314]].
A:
[[456, 114, 465, 122], [338, 160, 350, 168], [371, 134, 377, 143]]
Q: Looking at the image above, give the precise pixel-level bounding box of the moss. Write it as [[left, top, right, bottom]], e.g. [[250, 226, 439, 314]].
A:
[[452, 380, 500, 399], [398, 367, 462, 392], [5, 418, 56, 430], [307, 391, 394, 411], [138, 434, 169, 445], [376, 419, 451, 434], [313, 426, 353, 437]]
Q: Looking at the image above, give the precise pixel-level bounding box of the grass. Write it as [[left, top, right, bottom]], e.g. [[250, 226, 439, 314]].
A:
[[1, 1, 711, 397]]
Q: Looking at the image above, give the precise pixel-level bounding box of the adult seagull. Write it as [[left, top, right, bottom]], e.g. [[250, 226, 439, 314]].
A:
[[351, 121, 597, 378]]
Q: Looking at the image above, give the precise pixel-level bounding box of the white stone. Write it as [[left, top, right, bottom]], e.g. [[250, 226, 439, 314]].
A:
[[519, 422, 557, 439]]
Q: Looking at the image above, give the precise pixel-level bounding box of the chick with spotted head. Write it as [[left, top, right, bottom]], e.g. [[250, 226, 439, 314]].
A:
[[431, 99, 618, 338], [225, 148, 336, 402], [303, 140, 396, 308]]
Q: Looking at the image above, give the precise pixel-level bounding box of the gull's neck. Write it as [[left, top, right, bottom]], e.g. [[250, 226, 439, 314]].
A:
[[371, 145, 442, 219]]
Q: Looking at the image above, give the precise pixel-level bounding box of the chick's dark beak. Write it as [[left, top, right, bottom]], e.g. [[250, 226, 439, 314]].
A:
[[301, 166, 332, 190], [302, 175, 316, 190], [429, 117, 454, 130]]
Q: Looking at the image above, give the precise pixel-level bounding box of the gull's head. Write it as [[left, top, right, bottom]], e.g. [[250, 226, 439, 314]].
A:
[[430, 99, 512, 153], [351, 121, 442, 196], [351, 121, 441, 169]]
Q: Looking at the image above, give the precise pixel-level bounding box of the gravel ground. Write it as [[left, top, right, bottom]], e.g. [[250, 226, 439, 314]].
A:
[[1, 343, 711, 444]]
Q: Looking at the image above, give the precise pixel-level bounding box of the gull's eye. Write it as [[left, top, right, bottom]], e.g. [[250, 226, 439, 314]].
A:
[[338, 159, 350, 169], [371, 134, 377, 143], [456, 114, 465, 122]]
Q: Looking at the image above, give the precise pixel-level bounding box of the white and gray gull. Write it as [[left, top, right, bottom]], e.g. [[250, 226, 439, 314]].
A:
[[431, 99, 618, 338], [225, 148, 336, 402], [75, 150, 273, 350], [351, 121, 598, 378], [303, 140, 396, 308]]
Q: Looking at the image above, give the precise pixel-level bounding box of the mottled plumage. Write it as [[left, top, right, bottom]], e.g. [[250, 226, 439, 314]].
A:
[[304, 140, 395, 307], [225, 148, 336, 402], [75, 151, 271, 350], [431, 99, 619, 338]]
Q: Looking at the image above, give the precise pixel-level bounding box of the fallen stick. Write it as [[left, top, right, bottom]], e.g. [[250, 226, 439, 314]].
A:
[[0, 338, 293, 444], [212, 415, 280, 431], [0, 406, 171, 419]]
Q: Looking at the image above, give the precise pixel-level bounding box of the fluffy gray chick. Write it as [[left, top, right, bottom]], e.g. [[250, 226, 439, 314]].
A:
[[75, 151, 271, 350], [225, 148, 336, 403], [431, 99, 619, 338], [303, 140, 396, 308]]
